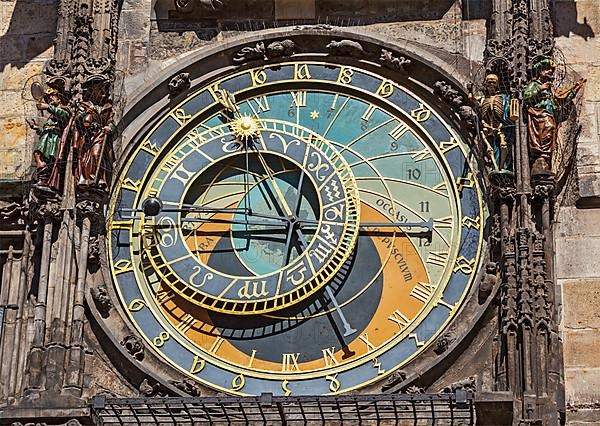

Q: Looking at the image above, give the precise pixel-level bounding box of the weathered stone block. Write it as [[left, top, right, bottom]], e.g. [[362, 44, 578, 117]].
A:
[[0, 61, 44, 91], [564, 330, 600, 368], [565, 368, 600, 404], [556, 207, 600, 238], [555, 237, 600, 279], [562, 278, 600, 329], [120, 10, 150, 40], [275, 0, 316, 20]]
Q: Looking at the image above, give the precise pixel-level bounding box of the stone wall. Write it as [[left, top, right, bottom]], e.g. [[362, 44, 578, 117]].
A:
[[554, 0, 600, 424], [0, 0, 56, 181]]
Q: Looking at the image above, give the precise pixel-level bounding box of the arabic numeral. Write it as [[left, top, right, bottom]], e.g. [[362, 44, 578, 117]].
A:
[[390, 141, 398, 151], [419, 237, 431, 247], [407, 168, 421, 180], [419, 201, 430, 213]]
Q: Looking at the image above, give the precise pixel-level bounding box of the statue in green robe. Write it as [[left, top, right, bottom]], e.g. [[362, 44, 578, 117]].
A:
[[523, 57, 585, 175], [27, 87, 72, 191]]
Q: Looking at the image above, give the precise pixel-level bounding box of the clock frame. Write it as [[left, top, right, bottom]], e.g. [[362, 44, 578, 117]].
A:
[[103, 31, 489, 397]]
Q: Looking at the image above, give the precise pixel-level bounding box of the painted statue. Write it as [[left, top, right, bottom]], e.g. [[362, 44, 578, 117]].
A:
[[470, 73, 517, 172], [523, 57, 585, 175], [73, 79, 115, 192], [27, 86, 72, 192]]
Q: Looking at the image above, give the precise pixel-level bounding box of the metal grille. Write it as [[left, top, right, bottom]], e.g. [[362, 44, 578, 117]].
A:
[[91, 391, 474, 425]]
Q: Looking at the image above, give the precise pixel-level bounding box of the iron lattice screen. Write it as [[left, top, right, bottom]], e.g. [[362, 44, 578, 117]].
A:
[[91, 391, 474, 425]]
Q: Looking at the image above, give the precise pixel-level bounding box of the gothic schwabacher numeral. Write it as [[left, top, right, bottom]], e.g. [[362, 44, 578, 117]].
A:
[[454, 256, 475, 274], [462, 215, 481, 229], [375, 80, 394, 98], [114, 259, 133, 275], [410, 281, 437, 303], [337, 67, 354, 84], [121, 178, 141, 192], [439, 137, 459, 154], [410, 103, 431, 122], [249, 68, 267, 86], [294, 63, 312, 80], [237, 280, 269, 299]]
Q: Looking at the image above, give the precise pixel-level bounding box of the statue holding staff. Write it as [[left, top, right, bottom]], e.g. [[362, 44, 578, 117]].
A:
[[73, 78, 115, 193]]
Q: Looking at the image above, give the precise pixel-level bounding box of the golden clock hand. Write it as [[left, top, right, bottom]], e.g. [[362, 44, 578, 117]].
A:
[[295, 227, 357, 337], [183, 217, 287, 227], [253, 145, 294, 217], [282, 169, 306, 266]]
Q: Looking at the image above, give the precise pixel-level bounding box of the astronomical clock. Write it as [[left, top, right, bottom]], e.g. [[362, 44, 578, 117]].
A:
[[107, 42, 486, 396]]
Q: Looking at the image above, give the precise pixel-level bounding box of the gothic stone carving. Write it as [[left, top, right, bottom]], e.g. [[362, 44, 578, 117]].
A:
[[441, 376, 476, 394], [381, 370, 407, 392], [91, 284, 113, 318], [326, 40, 365, 58], [175, 0, 224, 13], [379, 49, 411, 72], [171, 378, 203, 396], [434, 329, 457, 355], [232, 40, 296, 64], [433, 80, 477, 132], [0, 201, 24, 225], [479, 262, 498, 304], [121, 334, 145, 361], [139, 378, 160, 397], [168, 73, 191, 98]]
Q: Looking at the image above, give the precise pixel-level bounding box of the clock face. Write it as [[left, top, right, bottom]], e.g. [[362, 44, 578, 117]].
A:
[[109, 61, 485, 396]]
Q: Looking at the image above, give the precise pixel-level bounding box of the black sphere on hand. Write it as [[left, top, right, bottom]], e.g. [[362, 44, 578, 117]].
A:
[[142, 197, 162, 216]]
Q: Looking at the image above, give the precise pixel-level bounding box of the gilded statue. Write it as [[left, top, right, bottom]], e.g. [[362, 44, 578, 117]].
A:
[[27, 85, 73, 193], [469, 74, 517, 172], [73, 78, 115, 192], [523, 57, 585, 175]]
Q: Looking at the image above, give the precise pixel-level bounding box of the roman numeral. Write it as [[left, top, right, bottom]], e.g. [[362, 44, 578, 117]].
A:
[[388, 310, 410, 331], [433, 216, 453, 229], [410, 281, 437, 303], [176, 314, 196, 334], [359, 333, 376, 353], [249, 96, 270, 114], [291, 91, 307, 107], [361, 104, 376, 121], [389, 122, 409, 140], [209, 337, 225, 354], [281, 353, 301, 372], [427, 251, 449, 267], [322, 347, 340, 367]]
